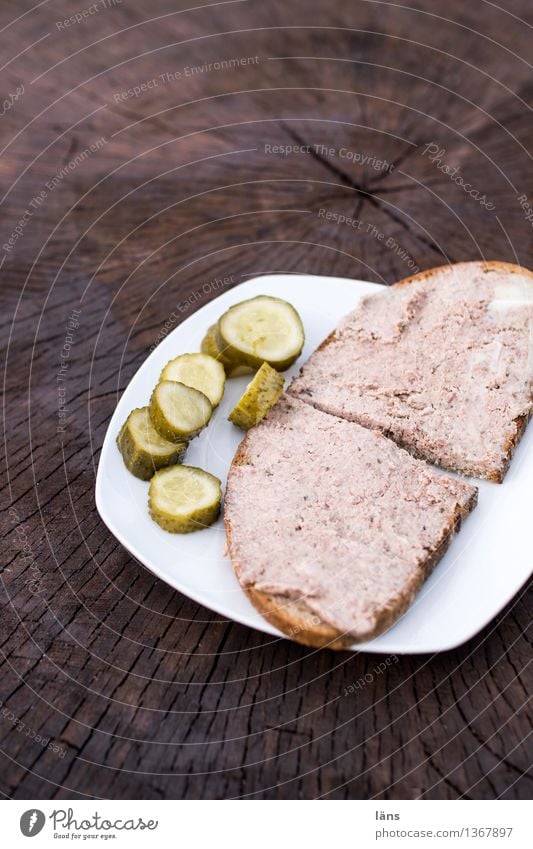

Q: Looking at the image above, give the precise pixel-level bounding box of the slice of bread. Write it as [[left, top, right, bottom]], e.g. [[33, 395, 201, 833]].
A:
[[225, 395, 477, 649], [289, 261, 533, 482]]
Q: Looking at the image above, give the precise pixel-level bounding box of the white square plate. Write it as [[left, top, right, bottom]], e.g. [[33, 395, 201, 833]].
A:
[[96, 274, 533, 653]]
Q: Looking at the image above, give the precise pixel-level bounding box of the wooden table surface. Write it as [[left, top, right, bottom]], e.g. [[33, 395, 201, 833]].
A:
[[1, 0, 532, 800]]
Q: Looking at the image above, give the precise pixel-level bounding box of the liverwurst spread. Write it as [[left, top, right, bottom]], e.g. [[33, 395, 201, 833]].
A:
[[225, 395, 477, 640]]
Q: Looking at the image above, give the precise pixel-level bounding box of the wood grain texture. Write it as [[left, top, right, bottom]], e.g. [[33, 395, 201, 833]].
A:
[[1, 0, 531, 800]]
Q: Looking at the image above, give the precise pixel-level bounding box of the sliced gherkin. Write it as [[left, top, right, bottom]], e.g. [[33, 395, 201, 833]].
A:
[[149, 380, 212, 441], [117, 407, 187, 480], [160, 352, 226, 407], [149, 465, 222, 533], [201, 323, 224, 360], [228, 362, 284, 430], [200, 324, 253, 377], [216, 295, 304, 371]]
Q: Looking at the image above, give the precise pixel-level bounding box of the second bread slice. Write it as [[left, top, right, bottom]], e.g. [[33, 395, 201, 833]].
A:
[[289, 261, 533, 482], [225, 395, 477, 649]]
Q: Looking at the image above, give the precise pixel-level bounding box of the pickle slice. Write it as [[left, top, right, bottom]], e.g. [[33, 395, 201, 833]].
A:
[[200, 324, 253, 377], [149, 380, 212, 440], [160, 353, 226, 407], [201, 323, 224, 360], [217, 295, 304, 371], [228, 362, 284, 430], [149, 465, 222, 533], [117, 407, 187, 480]]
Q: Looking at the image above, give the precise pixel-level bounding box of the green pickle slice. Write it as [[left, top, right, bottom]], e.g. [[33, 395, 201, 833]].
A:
[[149, 465, 222, 533], [117, 407, 187, 480], [200, 324, 253, 377], [216, 295, 304, 371], [149, 380, 212, 440], [160, 352, 226, 407], [228, 362, 284, 430]]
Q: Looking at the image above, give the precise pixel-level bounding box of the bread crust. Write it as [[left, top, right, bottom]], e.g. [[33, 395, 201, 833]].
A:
[[225, 434, 478, 650], [393, 259, 533, 290], [291, 261, 533, 483]]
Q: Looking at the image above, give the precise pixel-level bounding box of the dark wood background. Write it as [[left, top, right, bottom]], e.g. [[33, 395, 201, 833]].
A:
[[1, 0, 531, 800]]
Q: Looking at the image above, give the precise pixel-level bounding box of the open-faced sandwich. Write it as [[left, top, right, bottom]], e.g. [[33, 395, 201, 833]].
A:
[[225, 261, 532, 647]]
